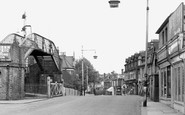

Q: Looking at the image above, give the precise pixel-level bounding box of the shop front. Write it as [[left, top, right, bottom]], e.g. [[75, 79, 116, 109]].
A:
[[124, 71, 138, 95]]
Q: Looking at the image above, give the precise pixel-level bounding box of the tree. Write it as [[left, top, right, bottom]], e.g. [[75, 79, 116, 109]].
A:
[[74, 58, 99, 91]]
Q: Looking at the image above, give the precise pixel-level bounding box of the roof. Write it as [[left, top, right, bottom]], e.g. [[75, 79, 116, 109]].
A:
[[60, 54, 75, 69]]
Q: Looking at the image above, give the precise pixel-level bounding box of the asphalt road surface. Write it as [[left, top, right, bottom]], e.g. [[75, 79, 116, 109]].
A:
[[0, 95, 143, 115]]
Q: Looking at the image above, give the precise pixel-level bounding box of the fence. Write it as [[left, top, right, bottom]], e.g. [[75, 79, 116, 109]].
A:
[[65, 88, 80, 96], [47, 77, 80, 97]]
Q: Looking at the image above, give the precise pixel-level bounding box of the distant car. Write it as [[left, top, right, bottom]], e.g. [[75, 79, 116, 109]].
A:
[[116, 86, 122, 95]]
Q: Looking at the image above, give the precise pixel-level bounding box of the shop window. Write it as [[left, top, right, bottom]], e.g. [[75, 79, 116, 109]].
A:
[[167, 66, 171, 98], [161, 72, 164, 96], [175, 68, 177, 100], [164, 71, 167, 96], [178, 67, 181, 101], [182, 66, 184, 101], [174, 64, 183, 102]]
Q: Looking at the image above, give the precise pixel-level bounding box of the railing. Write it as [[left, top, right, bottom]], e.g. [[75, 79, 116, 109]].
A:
[[27, 33, 60, 70]]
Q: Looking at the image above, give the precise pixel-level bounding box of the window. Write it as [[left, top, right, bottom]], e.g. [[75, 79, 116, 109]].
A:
[[167, 66, 171, 98], [162, 31, 165, 45], [182, 65, 184, 101], [173, 64, 184, 102], [164, 71, 167, 96], [161, 71, 164, 96], [160, 67, 171, 98], [178, 67, 180, 101], [175, 68, 177, 100], [165, 28, 168, 42]]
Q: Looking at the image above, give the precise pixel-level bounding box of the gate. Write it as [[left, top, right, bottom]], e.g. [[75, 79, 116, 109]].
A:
[[47, 77, 80, 97], [47, 77, 64, 97], [50, 82, 64, 97]]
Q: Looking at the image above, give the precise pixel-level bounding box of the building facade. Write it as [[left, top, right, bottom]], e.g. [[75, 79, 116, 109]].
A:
[[147, 40, 159, 102], [124, 39, 159, 98], [124, 53, 139, 95], [137, 51, 145, 96], [156, 2, 185, 113], [137, 40, 159, 100]]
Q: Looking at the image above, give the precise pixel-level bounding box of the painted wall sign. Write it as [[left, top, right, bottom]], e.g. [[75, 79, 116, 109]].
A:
[[168, 33, 183, 55], [169, 3, 184, 40], [158, 49, 167, 62], [0, 45, 11, 61]]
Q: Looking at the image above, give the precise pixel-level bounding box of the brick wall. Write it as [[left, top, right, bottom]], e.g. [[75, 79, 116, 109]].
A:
[[0, 41, 25, 100], [0, 66, 8, 99]]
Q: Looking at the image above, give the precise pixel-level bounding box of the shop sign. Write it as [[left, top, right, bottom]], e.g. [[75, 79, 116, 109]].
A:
[[124, 72, 136, 81], [158, 49, 167, 62], [169, 3, 184, 39], [0, 45, 11, 61], [168, 34, 183, 55]]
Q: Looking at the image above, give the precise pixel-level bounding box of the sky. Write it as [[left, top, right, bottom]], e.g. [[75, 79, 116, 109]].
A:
[[0, 0, 184, 74]]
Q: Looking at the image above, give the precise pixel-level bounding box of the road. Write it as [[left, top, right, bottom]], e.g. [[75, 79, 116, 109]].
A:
[[0, 95, 143, 115]]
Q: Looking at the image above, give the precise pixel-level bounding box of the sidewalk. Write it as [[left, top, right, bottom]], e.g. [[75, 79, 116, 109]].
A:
[[0, 93, 48, 104], [141, 100, 184, 115], [0, 98, 48, 104]]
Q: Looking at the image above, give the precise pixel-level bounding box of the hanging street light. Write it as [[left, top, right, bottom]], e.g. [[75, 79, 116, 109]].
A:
[[108, 0, 120, 8]]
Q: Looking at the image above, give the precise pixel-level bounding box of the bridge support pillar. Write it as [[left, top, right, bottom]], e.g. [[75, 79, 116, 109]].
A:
[[0, 41, 25, 100]]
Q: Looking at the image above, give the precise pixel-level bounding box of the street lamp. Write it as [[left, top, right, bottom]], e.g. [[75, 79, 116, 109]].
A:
[[109, 0, 149, 107], [108, 0, 120, 8], [143, 0, 149, 107], [81, 46, 97, 96]]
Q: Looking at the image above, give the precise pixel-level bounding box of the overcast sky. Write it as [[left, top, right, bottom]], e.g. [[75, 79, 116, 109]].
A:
[[0, 0, 184, 74]]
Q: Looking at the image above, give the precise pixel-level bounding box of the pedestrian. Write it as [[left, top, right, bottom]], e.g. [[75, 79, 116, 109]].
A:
[[122, 84, 127, 95]]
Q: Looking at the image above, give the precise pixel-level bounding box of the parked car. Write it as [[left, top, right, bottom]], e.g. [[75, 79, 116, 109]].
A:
[[115, 86, 122, 95]]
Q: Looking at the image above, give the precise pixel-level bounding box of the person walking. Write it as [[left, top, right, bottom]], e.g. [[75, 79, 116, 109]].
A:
[[122, 84, 127, 95]]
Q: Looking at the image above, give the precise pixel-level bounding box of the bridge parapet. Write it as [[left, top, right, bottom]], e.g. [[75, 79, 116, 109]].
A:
[[1, 33, 23, 44]]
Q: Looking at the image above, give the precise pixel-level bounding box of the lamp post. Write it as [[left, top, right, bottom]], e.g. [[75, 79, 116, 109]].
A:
[[81, 46, 97, 96], [108, 0, 149, 107], [143, 0, 149, 107]]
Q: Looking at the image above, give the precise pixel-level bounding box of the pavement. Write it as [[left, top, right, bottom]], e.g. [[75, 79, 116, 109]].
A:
[[0, 98, 48, 104], [141, 99, 184, 115]]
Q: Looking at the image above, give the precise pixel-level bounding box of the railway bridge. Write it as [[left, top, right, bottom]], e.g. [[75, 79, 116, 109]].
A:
[[0, 33, 62, 100]]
